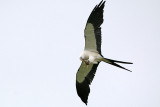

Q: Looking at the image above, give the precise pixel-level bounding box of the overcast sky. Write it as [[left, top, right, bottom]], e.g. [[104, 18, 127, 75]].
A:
[[0, 0, 160, 107]]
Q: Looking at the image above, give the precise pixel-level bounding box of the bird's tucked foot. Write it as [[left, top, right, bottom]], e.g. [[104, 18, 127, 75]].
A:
[[83, 60, 89, 68]]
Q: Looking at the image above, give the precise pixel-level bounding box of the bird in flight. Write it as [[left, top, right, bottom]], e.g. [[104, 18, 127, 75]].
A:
[[76, 0, 133, 105]]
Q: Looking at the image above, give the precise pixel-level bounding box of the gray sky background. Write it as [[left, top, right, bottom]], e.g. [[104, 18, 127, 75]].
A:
[[0, 0, 160, 107]]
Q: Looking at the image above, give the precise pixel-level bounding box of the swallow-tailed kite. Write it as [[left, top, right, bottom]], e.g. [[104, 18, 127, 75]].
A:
[[76, 0, 133, 105]]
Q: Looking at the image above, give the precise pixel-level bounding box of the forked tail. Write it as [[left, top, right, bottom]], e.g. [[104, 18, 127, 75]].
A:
[[102, 58, 133, 72]]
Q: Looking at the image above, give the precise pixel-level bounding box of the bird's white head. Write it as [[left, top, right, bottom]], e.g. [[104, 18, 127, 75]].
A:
[[80, 51, 90, 65], [79, 51, 89, 61]]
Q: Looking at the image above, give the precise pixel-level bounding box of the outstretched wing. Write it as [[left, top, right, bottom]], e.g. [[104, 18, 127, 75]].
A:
[[84, 0, 105, 55], [76, 62, 100, 105]]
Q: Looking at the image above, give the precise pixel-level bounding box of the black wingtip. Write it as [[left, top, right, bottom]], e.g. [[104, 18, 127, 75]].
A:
[[82, 98, 88, 105], [84, 101, 88, 105], [76, 81, 90, 105], [98, 0, 105, 6], [97, 0, 106, 9]]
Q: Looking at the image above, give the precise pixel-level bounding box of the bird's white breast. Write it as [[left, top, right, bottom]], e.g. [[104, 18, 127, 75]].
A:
[[80, 50, 103, 64]]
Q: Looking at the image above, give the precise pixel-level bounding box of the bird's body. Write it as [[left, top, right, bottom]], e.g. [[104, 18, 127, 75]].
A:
[[76, 0, 133, 105], [80, 50, 102, 64]]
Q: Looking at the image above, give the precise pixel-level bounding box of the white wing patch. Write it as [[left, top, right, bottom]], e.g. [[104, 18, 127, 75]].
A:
[[84, 23, 97, 52]]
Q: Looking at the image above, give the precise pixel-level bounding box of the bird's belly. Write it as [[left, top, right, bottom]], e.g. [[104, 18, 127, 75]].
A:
[[82, 50, 103, 64]]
